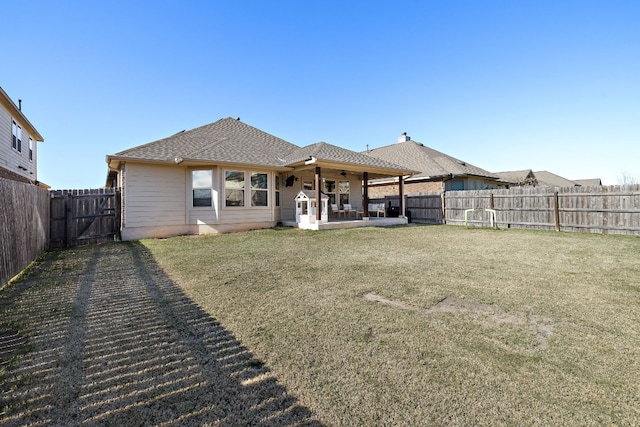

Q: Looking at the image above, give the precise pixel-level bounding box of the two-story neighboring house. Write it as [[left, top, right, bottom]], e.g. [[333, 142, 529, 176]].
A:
[[0, 86, 44, 185]]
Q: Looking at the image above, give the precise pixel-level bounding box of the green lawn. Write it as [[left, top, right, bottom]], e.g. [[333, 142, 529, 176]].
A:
[[142, 225, 640, 426]]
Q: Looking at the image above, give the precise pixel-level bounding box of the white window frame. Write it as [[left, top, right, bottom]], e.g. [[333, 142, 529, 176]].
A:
[[223, 170, 271, 208], [250, 172, 269, 207], [192, 170, 213, 208], [12, 121, 22, 152], [224, 170, 246, 207], [339, 180, 350, 206]]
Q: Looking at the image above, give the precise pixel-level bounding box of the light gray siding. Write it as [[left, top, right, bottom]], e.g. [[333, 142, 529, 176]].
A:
[[0, 105, 37, 181], [123, 163, 187, 227]]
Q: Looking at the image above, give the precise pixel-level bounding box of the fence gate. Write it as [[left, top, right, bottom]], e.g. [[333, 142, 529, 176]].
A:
[[50, 189, 121, 249]]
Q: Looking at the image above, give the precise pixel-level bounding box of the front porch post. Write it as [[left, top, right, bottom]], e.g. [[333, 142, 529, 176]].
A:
[[363, 172, 369, 217], [399, 175, 404, 217], [315, 166, 322, 222]]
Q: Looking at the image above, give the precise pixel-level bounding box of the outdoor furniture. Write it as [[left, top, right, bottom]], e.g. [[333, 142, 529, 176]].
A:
[[331, 203, 344, 217], [368, 203, 386, 217], [343, 203, 357, 217]]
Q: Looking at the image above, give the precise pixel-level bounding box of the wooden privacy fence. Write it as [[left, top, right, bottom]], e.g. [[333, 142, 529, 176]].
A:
[[50, 189, 121, 249], [0, 178, 49, 286], [372, 184, 640, 236]]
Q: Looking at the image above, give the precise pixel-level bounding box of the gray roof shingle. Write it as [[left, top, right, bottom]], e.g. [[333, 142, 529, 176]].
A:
[[533, 171, 579, 188], [283, 141, 414, 171], [494, 169, 537, 185], [110, 118, 414, 175], [363, 140, 498, 180], [113, 117, 299, 167]]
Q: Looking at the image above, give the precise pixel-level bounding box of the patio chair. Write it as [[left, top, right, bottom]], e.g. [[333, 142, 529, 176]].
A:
[[368, 203, 386, 217], [343, 204, 357, 217], [331, 203, 344, 217]]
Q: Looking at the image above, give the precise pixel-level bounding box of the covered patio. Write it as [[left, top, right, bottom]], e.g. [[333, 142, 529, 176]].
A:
[[278, 142, 417, 230]]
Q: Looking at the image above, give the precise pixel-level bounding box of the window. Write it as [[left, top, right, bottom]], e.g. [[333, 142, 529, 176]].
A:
[[251, 172, 268, 206], [323, 179, 336, 205], [339, 181, 350, 205], [275, 176, 280, 207], [29, 138, 33, 161], [448, 179, 465, 191], [12, 121, 21, 152], [225, 171, 245, 206], [192, 170, 213, 207]]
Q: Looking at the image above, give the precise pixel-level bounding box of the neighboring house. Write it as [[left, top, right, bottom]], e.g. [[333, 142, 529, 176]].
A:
[[496, 170, 602, 188], [106, 117, 414, 240], [494, 169, 538, 187], [531, 171, 580, 188], [574, 178, 602, 186], [362, 133, 503, 196], [0, 86, 44, 185]]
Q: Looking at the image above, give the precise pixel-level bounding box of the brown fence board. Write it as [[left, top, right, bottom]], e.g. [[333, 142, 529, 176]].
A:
[[370, 185, 640, 235], [49, 189, 120, 249], [0, 178, 49, 286]]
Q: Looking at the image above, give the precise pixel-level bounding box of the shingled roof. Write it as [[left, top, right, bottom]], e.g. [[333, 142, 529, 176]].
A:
[[109, 117, 299, 168], [107, 118, 415, 177], [363, 139, 498, 180], [282, 141, 415, 173], [494, 169, 537, 186], [533, 171, 579, 188]]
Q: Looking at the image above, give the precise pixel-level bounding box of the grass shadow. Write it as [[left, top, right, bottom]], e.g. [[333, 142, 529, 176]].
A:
[[0, 242, 322, 426]]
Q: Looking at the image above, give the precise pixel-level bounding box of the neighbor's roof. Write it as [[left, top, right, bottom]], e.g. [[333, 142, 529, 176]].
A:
[[573, 178, 602, 186], [363, 139, 498, 180], [533, 171, 579, 188], [282, 141, 416, 177], [494, 169, 537, 185], [108, 117, 299, 169], [0, 86, 44, 142]]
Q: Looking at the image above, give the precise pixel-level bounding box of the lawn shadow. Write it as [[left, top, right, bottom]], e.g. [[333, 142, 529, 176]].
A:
[[0, 242, 322, 426]]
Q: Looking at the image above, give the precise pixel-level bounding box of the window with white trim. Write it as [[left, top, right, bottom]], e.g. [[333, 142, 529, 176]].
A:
[[339, 181, 350, 205], [275, 176, 280, 207], [225, 170, 245, 206], [29, 138, 33, 161], [12, 121, 22, 152], [251, 172, 268, 206], [323, 179, 336, 205], [192, 170, 213, 207]]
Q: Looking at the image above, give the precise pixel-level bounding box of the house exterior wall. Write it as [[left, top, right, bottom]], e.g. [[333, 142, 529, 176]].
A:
[[0, 103, 38, 182], [119, 162, 281, 240], [121, 163, 188, 240], [278, 171, 363, 222]]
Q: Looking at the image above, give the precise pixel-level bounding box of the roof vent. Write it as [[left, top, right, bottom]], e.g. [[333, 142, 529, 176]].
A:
[[397, 132, 410, 143]]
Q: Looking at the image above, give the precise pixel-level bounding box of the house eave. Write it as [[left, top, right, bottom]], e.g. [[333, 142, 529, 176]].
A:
[[288, 159, 416, 179], [106, 155, 295, 173], [0, 86, 44, 142]]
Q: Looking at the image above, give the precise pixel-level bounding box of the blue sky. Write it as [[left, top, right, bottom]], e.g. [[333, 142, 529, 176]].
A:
[[3, 0, 639, 189]]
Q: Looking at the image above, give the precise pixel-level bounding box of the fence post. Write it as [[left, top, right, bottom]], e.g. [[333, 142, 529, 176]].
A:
[[65, 194, 73, 247], [554, 191, 560, 232]]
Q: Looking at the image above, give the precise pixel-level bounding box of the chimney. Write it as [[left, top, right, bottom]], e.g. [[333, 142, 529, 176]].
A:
[[18, 99, 22, 111], [397, 132, 410, 143]]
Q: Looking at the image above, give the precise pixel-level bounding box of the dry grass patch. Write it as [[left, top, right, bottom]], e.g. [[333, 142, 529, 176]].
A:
[[142, 225, 640, 426]]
